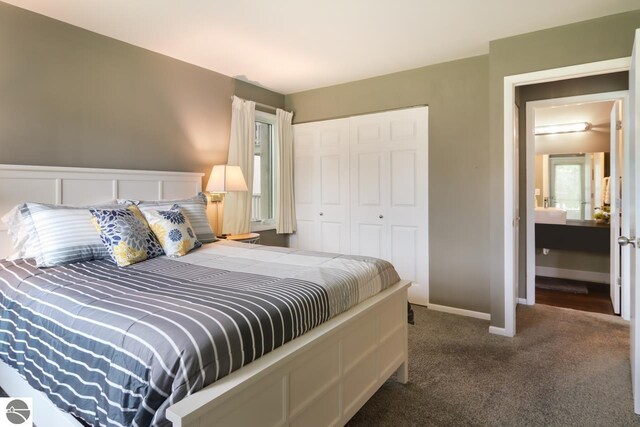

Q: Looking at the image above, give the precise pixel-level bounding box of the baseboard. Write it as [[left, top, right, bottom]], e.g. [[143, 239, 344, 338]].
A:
[[427, 303, 490, 321], [535, 266, 609, 284], [488, 326, 514, 337], [518, 298, 528, 305]]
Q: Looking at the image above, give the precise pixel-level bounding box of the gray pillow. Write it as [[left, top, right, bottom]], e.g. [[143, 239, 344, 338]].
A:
[[128, 193, 217, 243]]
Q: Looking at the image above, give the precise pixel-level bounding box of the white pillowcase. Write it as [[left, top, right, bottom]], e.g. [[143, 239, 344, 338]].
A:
[[1, 205, 36, 260], [2, 201, 121, 266]]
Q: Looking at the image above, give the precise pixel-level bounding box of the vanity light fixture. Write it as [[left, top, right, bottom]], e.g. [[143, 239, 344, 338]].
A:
[[535, 122, 591, 135]]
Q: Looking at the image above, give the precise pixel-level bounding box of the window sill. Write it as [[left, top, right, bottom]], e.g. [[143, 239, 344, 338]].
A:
[[250, 222, 277, 232]]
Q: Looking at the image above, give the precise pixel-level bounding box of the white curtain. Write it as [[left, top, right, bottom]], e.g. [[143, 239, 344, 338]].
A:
[[275, 109, 296, 234], [222, 96, 255, 235]]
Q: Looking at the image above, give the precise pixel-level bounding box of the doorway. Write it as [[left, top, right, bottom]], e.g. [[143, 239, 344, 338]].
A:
[[502, 30, 640, 414], [525, 92, 629, 317], [499, 57, 631, 338]]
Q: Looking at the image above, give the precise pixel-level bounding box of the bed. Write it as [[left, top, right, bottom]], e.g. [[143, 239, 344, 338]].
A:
[[0, 164, 410, 427]]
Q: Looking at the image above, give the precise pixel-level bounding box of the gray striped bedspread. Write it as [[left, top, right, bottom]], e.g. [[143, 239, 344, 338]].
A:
[[0, 240, 400, 426]]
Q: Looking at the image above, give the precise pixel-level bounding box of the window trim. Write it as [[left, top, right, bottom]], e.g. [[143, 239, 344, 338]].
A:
[[549, 155, 587, 220], [252, 110, 277, 231]]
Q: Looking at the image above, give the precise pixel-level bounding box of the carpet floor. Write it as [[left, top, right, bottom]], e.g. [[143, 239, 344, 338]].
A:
[[348, 304, 640, 426]]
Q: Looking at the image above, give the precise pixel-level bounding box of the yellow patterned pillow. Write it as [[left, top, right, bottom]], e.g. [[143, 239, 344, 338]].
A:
[[142, 205, 200, 257]]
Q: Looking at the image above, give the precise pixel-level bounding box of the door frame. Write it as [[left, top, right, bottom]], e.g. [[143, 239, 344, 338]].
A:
[[501, 57, 631, 337], [524, 91, 630, 319]]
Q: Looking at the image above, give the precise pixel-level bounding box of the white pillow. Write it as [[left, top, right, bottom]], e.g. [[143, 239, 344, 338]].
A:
[[3, 201, 121, 266], [1, 205, 36, 260]]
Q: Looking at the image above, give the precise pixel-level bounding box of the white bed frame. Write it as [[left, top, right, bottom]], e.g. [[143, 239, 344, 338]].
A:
[[0, 164, 410, 427]]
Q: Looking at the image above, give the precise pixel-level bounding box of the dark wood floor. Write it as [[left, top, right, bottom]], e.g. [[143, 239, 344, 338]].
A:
[[535, 276, 615, 315]]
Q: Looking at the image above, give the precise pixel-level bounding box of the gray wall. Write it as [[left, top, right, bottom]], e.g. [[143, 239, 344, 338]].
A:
[[287, 10, 640, 322], [488, 11, 640, 327], [0, 1, 284, 188], [515, 73, 628, 298], [286, 56, 491, 313]]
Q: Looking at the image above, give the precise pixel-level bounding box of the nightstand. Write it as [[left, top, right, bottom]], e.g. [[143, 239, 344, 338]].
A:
[[221, 232, 260, 244]]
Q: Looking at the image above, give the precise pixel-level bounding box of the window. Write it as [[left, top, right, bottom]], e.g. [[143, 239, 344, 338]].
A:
[[549, 155, 589, 220], [252, 111, 276, 226]]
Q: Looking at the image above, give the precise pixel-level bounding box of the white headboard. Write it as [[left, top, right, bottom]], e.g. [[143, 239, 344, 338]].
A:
[[0, 164, 204, 258]]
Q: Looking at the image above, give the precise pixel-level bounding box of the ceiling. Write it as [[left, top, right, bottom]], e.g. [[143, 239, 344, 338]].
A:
[[5, 1, 639, 94], [536, 101, 615, 132]]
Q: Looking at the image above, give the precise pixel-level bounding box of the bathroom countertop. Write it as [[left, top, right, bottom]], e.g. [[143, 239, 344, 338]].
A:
[[565, 219, 610, 228]]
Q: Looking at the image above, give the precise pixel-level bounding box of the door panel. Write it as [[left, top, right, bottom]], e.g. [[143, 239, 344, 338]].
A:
[[354, 122, 384, 145], [391, 225, 418, 282], [294, 155, 315, 205], [320, 155, 341, 205], [357, 153, 382, 206], [295, 220, 316, 251], [390, 119, 417, 141], [391, 150, 417, 207], [292, 118, 350, 253], [350, 107, 429, 305], [357, 223, 384, 258], [320, 221, 343, 253]]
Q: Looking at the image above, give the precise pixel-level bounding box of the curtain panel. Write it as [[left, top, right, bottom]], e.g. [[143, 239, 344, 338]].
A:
[[222, 96, 255, 235], [275, 109, 296, 234]]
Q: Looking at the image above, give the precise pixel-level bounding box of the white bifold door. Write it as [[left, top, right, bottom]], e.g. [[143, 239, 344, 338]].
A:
[[291, 107, 429, 306], [289, 118, 351, 254]]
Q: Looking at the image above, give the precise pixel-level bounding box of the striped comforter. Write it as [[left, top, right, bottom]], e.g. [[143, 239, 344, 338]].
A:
[[0, 240, 400, 426]]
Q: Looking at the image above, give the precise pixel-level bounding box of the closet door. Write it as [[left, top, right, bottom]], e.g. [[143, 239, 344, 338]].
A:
[[291, 118, 350, 253], [350, 107, 429, 305]]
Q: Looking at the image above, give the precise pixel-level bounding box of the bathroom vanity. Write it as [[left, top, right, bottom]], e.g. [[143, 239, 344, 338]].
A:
[[535, 220, 609, 254]]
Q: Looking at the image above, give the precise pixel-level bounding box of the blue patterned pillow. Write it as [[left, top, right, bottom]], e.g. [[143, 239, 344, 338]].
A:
[[90, 206, 164, 267]]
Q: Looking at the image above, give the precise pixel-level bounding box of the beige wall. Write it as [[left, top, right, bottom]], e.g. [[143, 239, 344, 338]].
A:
[[286, 56, 491, 313], [0, 2, 284, 188]]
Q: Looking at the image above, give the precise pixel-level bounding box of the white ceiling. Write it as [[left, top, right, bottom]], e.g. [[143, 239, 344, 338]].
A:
[[536, 101, 615, 132], [5, 0, 639, 94]]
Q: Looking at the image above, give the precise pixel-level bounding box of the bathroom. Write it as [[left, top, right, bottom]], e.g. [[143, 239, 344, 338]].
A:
[[526, 92, 626, 316]]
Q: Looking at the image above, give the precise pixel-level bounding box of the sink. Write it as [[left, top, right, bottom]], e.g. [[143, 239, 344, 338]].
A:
[[535, 207, 567, 225]]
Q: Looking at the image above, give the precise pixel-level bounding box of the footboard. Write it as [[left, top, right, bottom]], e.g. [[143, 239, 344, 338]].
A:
[[166, 280, 410, 427]]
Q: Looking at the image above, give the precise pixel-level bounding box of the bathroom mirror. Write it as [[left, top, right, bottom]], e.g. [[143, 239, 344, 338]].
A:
[[535, 152, 608, 221], [534, 99, 616, 223]]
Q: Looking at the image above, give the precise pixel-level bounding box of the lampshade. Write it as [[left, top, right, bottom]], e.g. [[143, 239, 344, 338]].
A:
[[206, 165, 248, 193]]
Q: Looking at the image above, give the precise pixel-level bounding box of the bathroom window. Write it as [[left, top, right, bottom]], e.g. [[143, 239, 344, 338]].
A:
[[549, 155, 588, 220]]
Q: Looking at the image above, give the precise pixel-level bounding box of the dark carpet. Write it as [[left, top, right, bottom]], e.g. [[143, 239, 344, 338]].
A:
[[348, 304, 640, 426], [2, 305, 637, 426]]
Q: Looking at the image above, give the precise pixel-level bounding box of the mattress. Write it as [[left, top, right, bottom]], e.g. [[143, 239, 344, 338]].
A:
[[0, 240, 400, 426]]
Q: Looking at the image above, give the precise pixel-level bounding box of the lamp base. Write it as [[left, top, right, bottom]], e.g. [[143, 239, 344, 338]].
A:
[[209, 193, 224, 203]]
